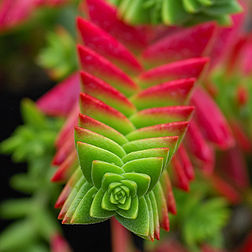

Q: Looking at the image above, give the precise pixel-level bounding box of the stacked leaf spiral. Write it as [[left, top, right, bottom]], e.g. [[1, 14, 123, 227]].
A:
[[52, 4, 215, 238], [108, 0, 242, 26]]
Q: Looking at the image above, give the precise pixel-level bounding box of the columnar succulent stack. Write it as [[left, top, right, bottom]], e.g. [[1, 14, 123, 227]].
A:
[[49, 0, 235, 241]]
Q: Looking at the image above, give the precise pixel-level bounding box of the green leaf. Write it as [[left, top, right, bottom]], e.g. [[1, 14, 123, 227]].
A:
[[0, 136, 23, 155], [122, 158, 163, 192], [38, 27, 77, 80], [32, 209, 59, 241], [149, 191, 159, 236], [116, 196, 138, 219], [162, 0, 188, 25], [25, 243, 49, 252], [0, 220, 37, 251], [102, 191, 118, 211], [101, 173, 124, 191], [0, 199, 33, 219], [121, 180, 137, 197], [183, 0, 201, 13], [75, 128, 126, 158], [90, 189, 114, 218], [145, 194, 154, 240], [10, 174, 39, 193], [174, 182, 230, 249], [77, 142, 123, 183], [123, 173, 150, 197], [116, 197, 149, 237], [91, 161, 124, 189], [122, 148, 169, 169], [71, 187, 108, 224], [21, 99, 46, 129], [117, 196, 132, 210], [64, 182, 92, 223]]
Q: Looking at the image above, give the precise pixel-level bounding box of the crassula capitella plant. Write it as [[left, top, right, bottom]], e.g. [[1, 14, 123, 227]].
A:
[[107, 0, 242, 26], [44, 0, 235, 241]]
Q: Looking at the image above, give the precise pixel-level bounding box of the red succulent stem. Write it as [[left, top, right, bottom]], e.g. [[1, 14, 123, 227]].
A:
[[111, 217, 131, 252]]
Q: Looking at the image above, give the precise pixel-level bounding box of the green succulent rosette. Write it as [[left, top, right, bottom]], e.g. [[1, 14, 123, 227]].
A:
[[108, 0, 242, 26], [69, 155, 164, 238]]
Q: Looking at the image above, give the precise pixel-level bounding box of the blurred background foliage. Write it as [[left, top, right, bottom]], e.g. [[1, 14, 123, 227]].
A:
[[0, 100, 63, 252], [0, 3, 78, 94]]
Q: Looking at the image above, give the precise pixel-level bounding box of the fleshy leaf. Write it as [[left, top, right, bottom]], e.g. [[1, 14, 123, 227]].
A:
[[77, 17, 142, 74], [149, 191, 160, 240], [123, 173, 150, 197], [58, 176, 85, 220], [116, 196, 138, 219], [90, 189, 114, 218], [102, 191, 118, 211], [138, 57, 209, 89], [116, 197, 149, 237], [78, 114, 128, 145], [77, 142, 123, 183], [130, 106, 194, 128], [80, 71, 136, 117], [75, 127, 126, 158], [122, 158, 163, 192], [91, 161, 124, 189], [145, 194, 155, 241], [123, 136, 178, 160], [63, 181, 92, 224], [78, 45, 139, 97], [121, 180, 137, 197], [153, 182, 170, 231], [141, 23, 216, 68], [126, 122, 188, 142], [79, 93, 135, 135], [101, 173, 124, 190], [71, 187, 107, 224], [122, 148, 169, 165]]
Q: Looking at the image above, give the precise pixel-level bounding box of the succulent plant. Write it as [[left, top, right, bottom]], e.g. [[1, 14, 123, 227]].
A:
[[42, 0, 234, 241], [55, 20, 199, 240], [107, 0, 242, 26], [52, 1, 212, 240]]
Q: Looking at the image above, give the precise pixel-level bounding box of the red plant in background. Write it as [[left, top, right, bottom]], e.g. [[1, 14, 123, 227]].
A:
[[50, 234, 72, 252], [210, 145, 249, 204], [235, 231, 252, 252], [0, 0, 68, 31], [200, 2, 252, 205]]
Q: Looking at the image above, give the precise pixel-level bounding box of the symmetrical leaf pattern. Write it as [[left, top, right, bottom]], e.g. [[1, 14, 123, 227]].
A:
[[51, 0, 234, 241], [107, 0, 242, 26], [52, 16, 209, 242]]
